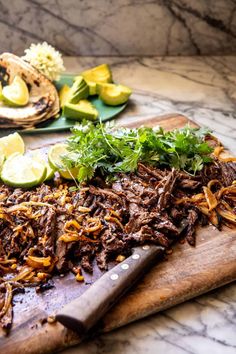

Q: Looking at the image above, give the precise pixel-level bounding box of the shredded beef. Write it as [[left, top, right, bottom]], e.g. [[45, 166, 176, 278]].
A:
[[0, 160, 235, 278], [185, 209, 199, 246], [157, 169, 176, 210], [201, 161, 236, 186]]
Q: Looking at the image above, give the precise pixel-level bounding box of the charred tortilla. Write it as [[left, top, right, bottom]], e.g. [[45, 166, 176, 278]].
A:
[[0, 53, 59, 128]]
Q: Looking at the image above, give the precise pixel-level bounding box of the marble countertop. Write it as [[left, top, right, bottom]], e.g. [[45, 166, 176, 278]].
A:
[[25, 56, 236, 155], [59, 56, 236, 354], [26, 56, 236, 354], [2, 1, 236, 56]]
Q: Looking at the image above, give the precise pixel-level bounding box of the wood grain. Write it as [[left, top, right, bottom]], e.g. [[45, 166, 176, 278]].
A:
[[0, 114, 235, 354], [56, 246, 164, 334]]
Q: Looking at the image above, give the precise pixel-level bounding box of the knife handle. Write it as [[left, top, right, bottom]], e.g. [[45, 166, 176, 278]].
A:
[[55, 245, 164, 334]]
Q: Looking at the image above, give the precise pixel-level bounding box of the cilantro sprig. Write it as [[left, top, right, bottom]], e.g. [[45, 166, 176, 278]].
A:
[[63, 121, 213, 182]]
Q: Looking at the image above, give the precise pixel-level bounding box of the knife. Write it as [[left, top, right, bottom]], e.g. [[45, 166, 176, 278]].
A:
[[55, 245, 164, 334]]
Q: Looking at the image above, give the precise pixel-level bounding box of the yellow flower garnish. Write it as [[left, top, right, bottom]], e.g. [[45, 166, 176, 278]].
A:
[[22, 42, 65, 81]]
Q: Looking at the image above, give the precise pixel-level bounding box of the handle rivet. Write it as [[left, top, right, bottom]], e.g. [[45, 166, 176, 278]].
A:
[[121, 263, 129, 270], [142, 245, 150, 250], [110, 273, 119, 280], [132, 254, 140, 260]]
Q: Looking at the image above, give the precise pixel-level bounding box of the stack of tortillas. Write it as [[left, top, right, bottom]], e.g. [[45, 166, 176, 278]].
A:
[[0, 53, 59, 129]]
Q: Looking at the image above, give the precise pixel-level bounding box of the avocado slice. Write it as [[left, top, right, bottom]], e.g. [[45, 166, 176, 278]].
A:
[[63, 99, 98, 121], [74, 75, 97, 96], [67, 76, 89, 104], [99, 83, 132, 106], [59, 84, 70, 108], [81, 64, 112, 85], [96, 82, 114, 94], [85, 80, 97, 95], [96, 82, 105, 95]]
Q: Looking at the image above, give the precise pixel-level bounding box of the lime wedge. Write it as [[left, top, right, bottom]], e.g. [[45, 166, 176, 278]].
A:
[[1, 153, 46, 188], [0, 82, 3, 100], [29, 150, 55, 181], [48, 143, 67, 170], [0, 132, 25, 157], [45, 164, 55, 181], [48, 143, 79, 180], [59, 166, 80, 180], [0, 149, 5, 171], [2, 76, 29, 107]]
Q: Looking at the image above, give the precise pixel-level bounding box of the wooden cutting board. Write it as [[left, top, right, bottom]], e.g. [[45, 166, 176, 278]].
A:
[[1, 114, 236, 354]]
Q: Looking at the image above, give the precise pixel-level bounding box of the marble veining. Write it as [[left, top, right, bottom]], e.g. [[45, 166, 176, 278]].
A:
[[55, 55, 236, 354], [0, 0, 236, 56], [20, 55, 236, 154], [63, 56, 236, 153], [63, 283, 236, 354], [1, 55, 234, 354]]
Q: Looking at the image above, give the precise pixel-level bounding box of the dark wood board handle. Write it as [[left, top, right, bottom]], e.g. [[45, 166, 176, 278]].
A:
[[56, 245, 164, 334]]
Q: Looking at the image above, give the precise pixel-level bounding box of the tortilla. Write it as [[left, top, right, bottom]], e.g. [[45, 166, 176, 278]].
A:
[[0, 53, 59, 128]]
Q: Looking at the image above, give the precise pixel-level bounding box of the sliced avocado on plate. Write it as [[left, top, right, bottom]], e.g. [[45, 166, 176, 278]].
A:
[[99, 83, 132, 106], [67, 76, 89, 104], [81, 64, 112, 85], [80, 64, 113, 96], [84, 80, 97, 95], [21, 72, 130, 134], [63, 99, 98, 121], [59, 84, 70, 108]]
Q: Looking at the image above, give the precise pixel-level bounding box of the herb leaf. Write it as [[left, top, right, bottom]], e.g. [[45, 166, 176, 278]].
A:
[[62, 121, 213, 182]]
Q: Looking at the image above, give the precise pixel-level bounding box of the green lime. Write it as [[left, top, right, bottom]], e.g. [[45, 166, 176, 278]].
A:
[[0, 82, 3, 100], [2, 76, 29, 107], [48, 143, 79, 180], [1, 153, 46, 188], [45, 164, 55, 181], [59, 166, 80, 180], [48, 143, 67, 170], [0, 132, 25, 157], [0, 150, 5, 171], [29, 150, 55, 181]]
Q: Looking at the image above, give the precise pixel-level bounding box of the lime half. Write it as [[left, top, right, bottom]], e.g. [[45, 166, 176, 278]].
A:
[[59, 166, 80, 180], [2, 76, 29, 107], [0, 150, 5, 171], [45, 164, 55, 181], [29, 150, 55, 181], [0, 132, 25, 157], [1, 153, 46, 188], [48, 143, 79, 180]]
